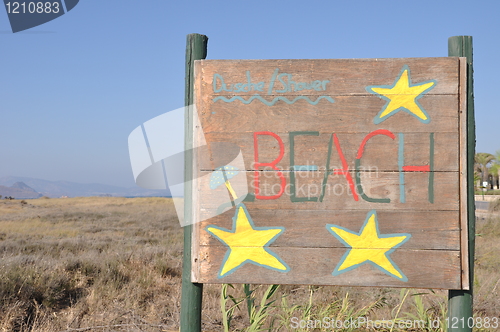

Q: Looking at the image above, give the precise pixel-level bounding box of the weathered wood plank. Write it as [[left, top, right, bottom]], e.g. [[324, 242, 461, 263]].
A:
[[197, 209, 460, 250], [196, 58, 460, 96], [197, 132, 458, 172], [458, 57, 469, 290], [193, 246, 461, 289], [198, 95, 459, 134], [197, 171, 459, 211]]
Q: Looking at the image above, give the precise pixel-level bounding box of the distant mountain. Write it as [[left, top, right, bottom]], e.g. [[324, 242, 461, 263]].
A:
[[0, 176, 170, 198], [0, 181, 42, 199], [10, 181, 36, 191]]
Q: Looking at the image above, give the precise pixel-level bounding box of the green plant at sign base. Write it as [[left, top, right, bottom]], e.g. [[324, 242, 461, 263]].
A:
[[274, 287, 387, 332], [390, 288, 411, 332], [221, 284, 244, 332], [274, 286, 319, 332], [243, 284, 280, 332], [220, 284, 280, 332], [332, 292, 386, 332], [398, 289, 447, 332], [274, 295, 302, 331]]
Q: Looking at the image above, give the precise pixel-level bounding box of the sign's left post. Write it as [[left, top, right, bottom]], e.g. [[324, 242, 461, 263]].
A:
[[181, 33, 208, 332]]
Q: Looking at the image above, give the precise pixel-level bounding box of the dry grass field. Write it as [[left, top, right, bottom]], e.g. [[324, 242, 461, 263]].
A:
[[0, 197, 498, 331]]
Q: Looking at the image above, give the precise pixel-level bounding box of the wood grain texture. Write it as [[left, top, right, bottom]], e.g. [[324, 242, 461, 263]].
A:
[[199, 95, 459, 134], [199, 132, 458, 172], [193, 246, 461, 289], [458, 57, 470, 290], [198, 58, 460, 96], [197, 171, 459, 211], [192, 57, 467, 290], [197, 210, 460, 250]]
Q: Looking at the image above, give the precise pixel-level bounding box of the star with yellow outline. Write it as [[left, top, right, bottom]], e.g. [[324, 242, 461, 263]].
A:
[[367, 65, 436, 124], [326, 210, 411, 281], [206, 204, 289, 278]]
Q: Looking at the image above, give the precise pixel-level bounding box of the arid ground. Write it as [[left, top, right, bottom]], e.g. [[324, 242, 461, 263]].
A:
[[0, 197, 498, 331]]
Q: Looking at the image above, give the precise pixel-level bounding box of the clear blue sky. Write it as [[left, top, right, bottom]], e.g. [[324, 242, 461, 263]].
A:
[[1, 0, 498, 188]]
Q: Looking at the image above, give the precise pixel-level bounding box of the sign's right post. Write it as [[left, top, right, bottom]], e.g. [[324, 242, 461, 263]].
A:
[[448, 35, 474, 332]]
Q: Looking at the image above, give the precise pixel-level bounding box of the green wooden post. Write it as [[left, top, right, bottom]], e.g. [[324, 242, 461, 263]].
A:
[[448, 36, 475, 332], [180, 33, 208, 332]]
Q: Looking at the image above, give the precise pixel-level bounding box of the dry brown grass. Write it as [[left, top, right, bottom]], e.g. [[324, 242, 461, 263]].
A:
[[0, 197, 498, 331], [474, 214, 500, 321], [0, 197, 182, 331]]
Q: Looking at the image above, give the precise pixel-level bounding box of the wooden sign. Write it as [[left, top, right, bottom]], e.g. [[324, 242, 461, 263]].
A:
[[191, 58, 468, 289]]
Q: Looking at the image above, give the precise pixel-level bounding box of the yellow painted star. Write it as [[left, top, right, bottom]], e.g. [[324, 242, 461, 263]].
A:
[[206, 204, 289, 278], [327, 210, 410, 281], [367, 65, 436, 124]]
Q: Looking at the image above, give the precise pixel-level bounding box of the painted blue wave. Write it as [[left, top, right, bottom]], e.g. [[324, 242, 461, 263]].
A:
[[213, 94, 334, 106]]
